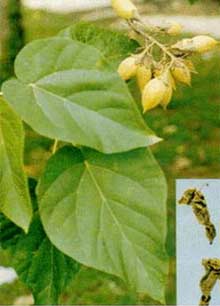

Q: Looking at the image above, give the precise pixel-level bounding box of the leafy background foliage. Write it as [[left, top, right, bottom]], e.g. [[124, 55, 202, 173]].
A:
[[59, 22, 139, 71], [188, 0, 199, 3]]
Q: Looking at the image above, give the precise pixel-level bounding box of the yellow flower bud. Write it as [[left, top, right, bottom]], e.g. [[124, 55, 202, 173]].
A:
[[184, 59, 196, 73], [154, 68, 176, 90], [169, 73, 176, 90], [167, 22, 182, 36], [165, 70, 176, 90], [153, 65, 163, 77], [191, 35, 218, 53], [171, 62, 191, 86], [159, 70, 173, 109], [118, 56, 138, 81], [142, 78, 167, 113], [172, 38, 195, 52], [172, 35, 218, 54], [160, 84, 173, 109], [136, 64, 152, 91], [111, 0, 138, 19]]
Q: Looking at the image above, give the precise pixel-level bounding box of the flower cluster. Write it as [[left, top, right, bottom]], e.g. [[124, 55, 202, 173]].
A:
[[112, 0, 218, 112]]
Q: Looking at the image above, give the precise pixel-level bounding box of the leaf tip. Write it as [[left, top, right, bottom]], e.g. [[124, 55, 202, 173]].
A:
[[148, 134, 163, 146]]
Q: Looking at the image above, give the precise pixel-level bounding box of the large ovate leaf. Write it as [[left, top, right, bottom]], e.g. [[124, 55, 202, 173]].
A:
[[59, 21, 139, 70], [2, 37, 160, 154], [0, 97, 32, 232], [37, 146, 168, 303]]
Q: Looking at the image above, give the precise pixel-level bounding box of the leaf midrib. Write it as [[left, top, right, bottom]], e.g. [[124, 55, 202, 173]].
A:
[[41, 153, 161, 239], [83, 160, 151, 282], [42, 158, 156, 282]]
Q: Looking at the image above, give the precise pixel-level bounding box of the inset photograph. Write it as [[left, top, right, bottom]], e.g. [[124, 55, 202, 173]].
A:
[[177, 179, 220, 306]]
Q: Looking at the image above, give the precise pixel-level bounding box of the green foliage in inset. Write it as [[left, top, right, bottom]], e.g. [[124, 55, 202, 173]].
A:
[[0, 97, 32, 232], [37, 146, 168, 303]]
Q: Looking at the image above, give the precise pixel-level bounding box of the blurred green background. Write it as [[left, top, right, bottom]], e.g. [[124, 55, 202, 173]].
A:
[[0, 0, 220, 305]]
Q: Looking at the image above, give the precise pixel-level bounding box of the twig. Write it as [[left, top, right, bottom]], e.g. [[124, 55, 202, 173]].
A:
[[128, 19, 177, 63], [52, 139, 58, 154]]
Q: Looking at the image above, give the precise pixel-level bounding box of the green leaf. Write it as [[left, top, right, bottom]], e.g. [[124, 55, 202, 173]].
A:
[[0, 97, 32, 232], [0, 177, 80, 304], [12, 215, 80, 304], [2, 37, 160, 154], [0, 212, 22, 249], [37, 146, 168, 303], [0, 179, 36, 249], [0, 215, 80, 305], [59, 21, 139, 70]]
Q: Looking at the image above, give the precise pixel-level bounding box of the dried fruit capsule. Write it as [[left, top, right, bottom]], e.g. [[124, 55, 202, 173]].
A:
[[167, 22, 182, 36], [136, 64, 152, 91], [191, 35, 218, 53], [171, 62, 191, 86], [199, 258, 220, 306], [111, 0, 138, 20], [142, 78, 167, 112], [118, 56, 138, 81]]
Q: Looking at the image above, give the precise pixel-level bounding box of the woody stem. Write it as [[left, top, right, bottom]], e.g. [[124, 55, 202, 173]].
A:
[[128, 19, 176, 62]]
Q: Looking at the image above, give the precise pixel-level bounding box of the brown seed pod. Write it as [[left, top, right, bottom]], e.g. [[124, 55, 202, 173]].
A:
[[199, 259, 220, 306], [178, 188, 216, 244]]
